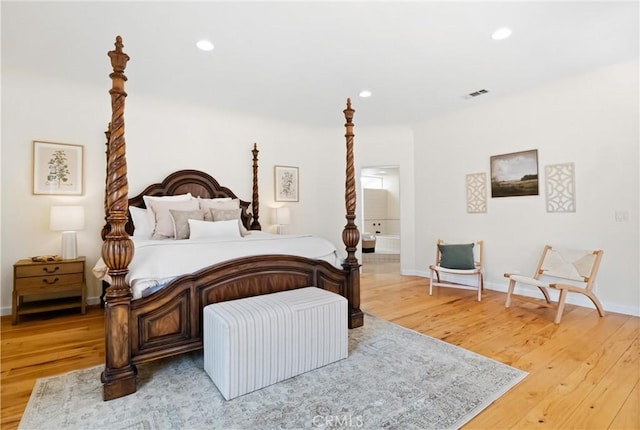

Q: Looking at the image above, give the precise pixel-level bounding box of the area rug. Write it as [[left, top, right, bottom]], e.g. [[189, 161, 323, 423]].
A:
[[19, 314, 526, 430]]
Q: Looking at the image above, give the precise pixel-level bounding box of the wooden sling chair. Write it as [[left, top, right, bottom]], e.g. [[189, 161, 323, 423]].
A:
[[504, 244, 604, 324]]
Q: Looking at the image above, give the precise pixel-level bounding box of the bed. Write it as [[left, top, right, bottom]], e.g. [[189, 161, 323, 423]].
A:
[[100, 36, 362, 401]]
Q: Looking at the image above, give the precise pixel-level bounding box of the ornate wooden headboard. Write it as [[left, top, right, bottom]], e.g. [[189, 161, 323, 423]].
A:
[[101, 169, 257, 239], [101, 137, 261, 241], [127, 169, 254, 234]]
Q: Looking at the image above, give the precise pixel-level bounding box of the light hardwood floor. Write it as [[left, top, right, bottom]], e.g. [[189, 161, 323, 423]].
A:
[[1, 269, 638, 429]]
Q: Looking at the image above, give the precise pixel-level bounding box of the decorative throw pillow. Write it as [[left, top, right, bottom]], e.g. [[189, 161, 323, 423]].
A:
[[210, 208, 248, 236], [143, 193, 194, 231], [129, 206, 152, 239], [148, 199, 200, 239], [198, 197, 240, 220], [197, 197, 232, 204], [188, 219, 241, 240], [170, 209, 206, 240], [438, 243, 476, 270]]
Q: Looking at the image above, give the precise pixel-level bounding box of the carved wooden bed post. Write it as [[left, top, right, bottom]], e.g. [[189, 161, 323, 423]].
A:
[[101, 36, 137, 400], [251, 143, 261, 230], [342, 98, 363, 328], [100, 125, 111, 241]]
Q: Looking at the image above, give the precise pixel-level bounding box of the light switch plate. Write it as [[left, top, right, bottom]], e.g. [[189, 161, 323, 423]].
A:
[[615, 210, 629, 222]]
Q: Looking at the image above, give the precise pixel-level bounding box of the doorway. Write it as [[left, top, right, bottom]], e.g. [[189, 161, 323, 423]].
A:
[[360, 166, 400, 274]]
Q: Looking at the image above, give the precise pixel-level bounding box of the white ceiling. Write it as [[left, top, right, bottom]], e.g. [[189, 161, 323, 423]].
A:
[[2, 1, 638, 128]]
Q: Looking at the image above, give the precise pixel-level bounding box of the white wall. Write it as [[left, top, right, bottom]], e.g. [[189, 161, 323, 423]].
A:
[[3, 60, 636, 317], [414, 60, 639, 316], [1, 72, 111, 312], [383, 170, 401, 221], [0, 70, 375, 313]]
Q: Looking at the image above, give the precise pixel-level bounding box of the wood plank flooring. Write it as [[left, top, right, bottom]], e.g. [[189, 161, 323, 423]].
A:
[[1, 267, 638, 429], [1, 307, 105, 430]]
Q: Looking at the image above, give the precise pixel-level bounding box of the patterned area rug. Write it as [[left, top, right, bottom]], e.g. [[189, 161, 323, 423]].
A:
[[19, 315, 526, 430]]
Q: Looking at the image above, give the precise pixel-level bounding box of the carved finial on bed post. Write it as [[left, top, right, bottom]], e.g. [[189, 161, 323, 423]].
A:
[[109, 36, 129, 76], [102, 36, 137, 401], [342, 98, 363, 328], [251, 143, 261, 230]]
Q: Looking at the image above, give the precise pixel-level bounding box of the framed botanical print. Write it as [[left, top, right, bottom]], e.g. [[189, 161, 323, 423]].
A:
[[274, 165, 299, 202], [33, 141, 84, 195]]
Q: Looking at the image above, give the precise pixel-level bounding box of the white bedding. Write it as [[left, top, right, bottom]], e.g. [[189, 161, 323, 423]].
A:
[[93, 231, 344, 299]]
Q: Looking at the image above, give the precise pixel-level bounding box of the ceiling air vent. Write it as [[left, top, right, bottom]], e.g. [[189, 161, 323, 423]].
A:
[[464, 89, 489, 99]]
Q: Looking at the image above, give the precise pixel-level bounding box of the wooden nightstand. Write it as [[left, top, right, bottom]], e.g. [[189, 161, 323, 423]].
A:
[[12, 256, 86, 325]]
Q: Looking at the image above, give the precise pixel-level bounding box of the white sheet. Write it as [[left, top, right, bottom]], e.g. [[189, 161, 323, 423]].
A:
[[93, 231, 344, 299]]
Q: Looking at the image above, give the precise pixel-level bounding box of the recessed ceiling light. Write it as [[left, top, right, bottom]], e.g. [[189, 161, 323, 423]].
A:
[[359, 90, 372, 98], [491, 28, 512, 40], [196, 39, 214, 51]]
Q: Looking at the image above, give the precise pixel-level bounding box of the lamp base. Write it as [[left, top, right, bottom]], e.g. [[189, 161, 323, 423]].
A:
[[60, 231, 78, 260]]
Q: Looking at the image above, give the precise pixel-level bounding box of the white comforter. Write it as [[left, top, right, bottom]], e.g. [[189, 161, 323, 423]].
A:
[[94, 232, 344, 299]]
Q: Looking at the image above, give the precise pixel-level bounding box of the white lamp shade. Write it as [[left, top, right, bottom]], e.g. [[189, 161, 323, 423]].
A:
[[50, 206, 84, 260], [50, 206, 85, 231], [272, 207, 290, 225]]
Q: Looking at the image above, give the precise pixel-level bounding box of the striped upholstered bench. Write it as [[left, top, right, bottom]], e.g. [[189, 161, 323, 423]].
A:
[[203, 287, 348, 400]]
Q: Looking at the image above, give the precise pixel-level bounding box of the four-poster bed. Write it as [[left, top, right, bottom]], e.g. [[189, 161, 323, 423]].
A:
[[101, 36, 362, 401]]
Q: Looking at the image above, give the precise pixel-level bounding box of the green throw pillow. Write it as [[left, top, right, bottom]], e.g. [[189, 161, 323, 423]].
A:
[[438, 243, 475, 270]]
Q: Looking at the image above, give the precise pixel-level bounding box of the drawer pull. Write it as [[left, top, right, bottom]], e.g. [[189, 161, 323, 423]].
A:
[[42, 277, 59, 285], [43, 266, 60, 274]]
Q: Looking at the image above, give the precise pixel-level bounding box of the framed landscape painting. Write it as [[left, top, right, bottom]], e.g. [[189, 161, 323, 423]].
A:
[[33, 141, 84, 195], [490, 149, 539, 198], [274, 165, 299, 202]]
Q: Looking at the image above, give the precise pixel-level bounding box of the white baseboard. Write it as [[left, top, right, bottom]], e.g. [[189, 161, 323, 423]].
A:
[[406, 270, 640, 318]]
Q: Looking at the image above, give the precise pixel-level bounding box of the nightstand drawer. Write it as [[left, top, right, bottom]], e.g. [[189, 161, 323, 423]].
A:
[[15, 262, 84, 278], [15, 273, 84, 292]]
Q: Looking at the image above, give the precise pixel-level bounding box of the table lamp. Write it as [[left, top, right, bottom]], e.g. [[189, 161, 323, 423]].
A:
[[50, 205, 85, 259], [272, 207, 290, 234]]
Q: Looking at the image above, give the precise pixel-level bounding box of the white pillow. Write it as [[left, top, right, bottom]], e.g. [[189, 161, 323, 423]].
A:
[[129, 206, 152, 239], [198, 197, 239, 210], [188, 219, 241, 240], [148, 199, 200, 239], [198, 197, 232, 203], [198, 197, 237, 220], [143, 193, 193, 233]]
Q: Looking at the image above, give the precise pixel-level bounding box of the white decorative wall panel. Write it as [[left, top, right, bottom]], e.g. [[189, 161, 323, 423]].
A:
[[545, 162, 576, 213], [466, 173, 487, 213]]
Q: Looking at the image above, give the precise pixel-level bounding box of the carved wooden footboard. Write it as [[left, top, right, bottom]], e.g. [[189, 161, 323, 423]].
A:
[[129, 255, 355, 364], [101, 36, 362, 401]]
